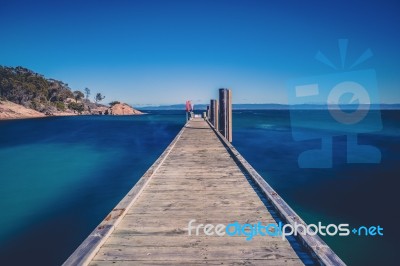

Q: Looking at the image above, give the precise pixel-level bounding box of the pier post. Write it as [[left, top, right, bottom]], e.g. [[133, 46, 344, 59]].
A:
[[219, 88, 232, 142], [210, 99, 219, 131]]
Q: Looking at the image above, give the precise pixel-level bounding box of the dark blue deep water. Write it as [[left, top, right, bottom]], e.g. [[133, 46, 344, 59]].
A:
[[232, 110, 400, 266], [0, 110, 399, 265]]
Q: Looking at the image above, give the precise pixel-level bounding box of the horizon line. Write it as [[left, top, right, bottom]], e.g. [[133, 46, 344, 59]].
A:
[[134, 103, 400, 107]]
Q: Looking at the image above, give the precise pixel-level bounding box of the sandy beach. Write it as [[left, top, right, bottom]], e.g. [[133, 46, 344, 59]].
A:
[[0, 100, 144, 120], [0, 100, 78, 120], [0, 100, 46, 120]]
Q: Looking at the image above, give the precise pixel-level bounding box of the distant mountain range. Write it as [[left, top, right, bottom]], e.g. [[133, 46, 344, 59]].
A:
[[138, 103, 400, 110]]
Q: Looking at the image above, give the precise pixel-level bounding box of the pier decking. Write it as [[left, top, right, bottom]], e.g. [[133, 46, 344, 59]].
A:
[[64, 118, 344, 266]]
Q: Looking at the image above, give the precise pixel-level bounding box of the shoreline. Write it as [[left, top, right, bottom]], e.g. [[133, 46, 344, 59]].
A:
[[0, 100, 145, 121], [0, 100, 46, 120], [0, 113, 146, 121], [0, 114, 75, 121]]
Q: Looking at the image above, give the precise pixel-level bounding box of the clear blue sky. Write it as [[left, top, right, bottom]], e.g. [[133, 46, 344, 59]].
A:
[[1, 0, 399, 105]]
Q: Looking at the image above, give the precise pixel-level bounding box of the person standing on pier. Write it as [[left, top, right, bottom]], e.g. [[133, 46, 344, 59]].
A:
[[186, 100, 192, 121]]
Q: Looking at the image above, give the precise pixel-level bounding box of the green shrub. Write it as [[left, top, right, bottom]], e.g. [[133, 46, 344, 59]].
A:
[[55, 101, 66, 111], [30, 99, 41, 111], [109, 101, 120, 106], [68, 102, 84, 114]]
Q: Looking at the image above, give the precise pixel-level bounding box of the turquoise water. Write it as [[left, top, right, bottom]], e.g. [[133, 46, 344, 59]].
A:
[[0, 112, 184, 265], [0, 110, 399, 265]]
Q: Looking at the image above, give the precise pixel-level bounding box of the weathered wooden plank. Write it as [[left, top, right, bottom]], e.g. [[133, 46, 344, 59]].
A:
[[66, 118, 343, 266], [103, 235, 286, 247], [89, 259, 303, 266], [84, 118, 306, 264], [62, 120, 189, 266], [206, 119, 346, 266], [92, 245, 301, 261]]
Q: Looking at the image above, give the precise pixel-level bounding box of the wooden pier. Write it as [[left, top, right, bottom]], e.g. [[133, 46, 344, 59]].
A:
[[64, 118, 345, 266]]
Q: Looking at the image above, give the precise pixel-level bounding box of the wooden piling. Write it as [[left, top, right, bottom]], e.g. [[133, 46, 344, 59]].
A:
[[209, 99, 219, 131], [219, 88, 232, 142]]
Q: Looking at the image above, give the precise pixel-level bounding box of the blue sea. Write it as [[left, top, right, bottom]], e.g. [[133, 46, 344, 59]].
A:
[[0, 110, 398, 265]]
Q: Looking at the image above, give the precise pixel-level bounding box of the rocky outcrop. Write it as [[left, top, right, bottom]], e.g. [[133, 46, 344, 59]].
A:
[[110, 103, 143, 115], [90, 105, 109, 115]]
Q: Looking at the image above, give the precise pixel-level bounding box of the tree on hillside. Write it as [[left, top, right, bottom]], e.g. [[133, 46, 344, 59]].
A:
[[68, 102, 84, 114], [95, 93, 105, 104], [84, 87, 90, 100], [48, 82, 74, 103], [73, 90, 84, 103], [109, 101, 120, 106], [0, 66, 74, 111]]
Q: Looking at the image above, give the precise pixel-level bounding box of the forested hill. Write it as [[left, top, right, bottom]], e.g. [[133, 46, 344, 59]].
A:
[[0, 66, 75, 113], [0, 66, 144, 118]]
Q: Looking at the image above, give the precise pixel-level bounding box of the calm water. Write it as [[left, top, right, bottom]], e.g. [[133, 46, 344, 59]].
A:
[[0, 110, 399, 265], [232, 110, 400, 266], [0, 112, 184, 265]]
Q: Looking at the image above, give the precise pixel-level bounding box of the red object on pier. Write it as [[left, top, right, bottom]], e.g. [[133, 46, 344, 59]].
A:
[[185, 100, 192, 112]]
